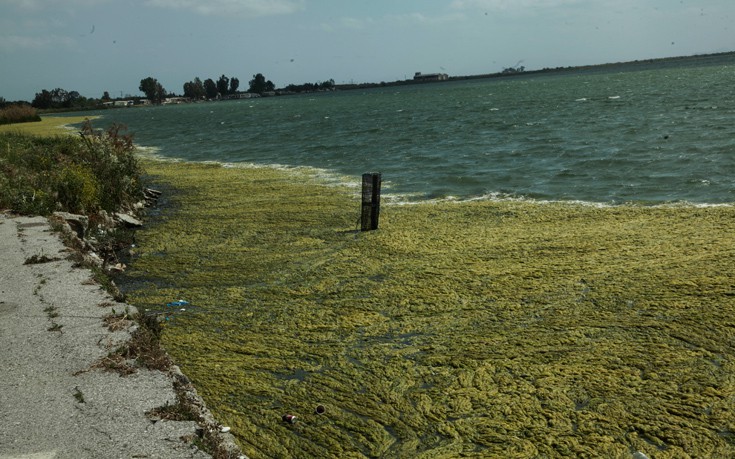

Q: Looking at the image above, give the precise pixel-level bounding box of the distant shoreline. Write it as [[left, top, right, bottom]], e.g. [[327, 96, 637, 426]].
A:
[[27, 50, 735, 111], [335, 50, 735, 90]]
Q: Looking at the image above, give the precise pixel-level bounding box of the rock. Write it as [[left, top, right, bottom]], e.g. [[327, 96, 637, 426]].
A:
[[114, 212, 143, 228], [143, 188, 162, 207], [52, 211, 89, 238], [145, 188, 162, 198], [97, 209, 116, 228], [83, 251, 103, 268], [110, 262, 127, 273]]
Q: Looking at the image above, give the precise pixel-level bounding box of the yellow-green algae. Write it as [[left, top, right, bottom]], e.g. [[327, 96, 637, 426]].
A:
[[125, 160, 735, 458], [0, 115, 98, 136]]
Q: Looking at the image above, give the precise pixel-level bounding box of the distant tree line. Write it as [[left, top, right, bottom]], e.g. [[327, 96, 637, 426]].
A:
[[248, 73, 275, 95], [181, 75, 240, 100], [139, 72, 318, 103], [139, 77, 167, 104], [16, 71, 335, 111], [283, 79, 335, 93], [180, 73, 278, 99], [501, 65, 525, 74], [30, 88, 98, 110]]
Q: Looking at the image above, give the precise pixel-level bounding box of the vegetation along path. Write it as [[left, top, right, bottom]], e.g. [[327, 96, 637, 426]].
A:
[[0, 118, 243, 459], [124, 160, 735, 458]]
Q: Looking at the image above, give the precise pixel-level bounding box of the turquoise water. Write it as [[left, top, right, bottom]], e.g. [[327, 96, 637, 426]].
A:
[[91, 59, 735, 204]]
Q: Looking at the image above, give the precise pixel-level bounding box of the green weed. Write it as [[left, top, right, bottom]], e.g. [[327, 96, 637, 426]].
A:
[[73, 386, 85, 403], [0, 122, 143, 216]]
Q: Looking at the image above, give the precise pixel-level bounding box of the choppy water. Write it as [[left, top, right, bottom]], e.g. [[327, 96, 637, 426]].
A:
[[89, 56, 735, 204]]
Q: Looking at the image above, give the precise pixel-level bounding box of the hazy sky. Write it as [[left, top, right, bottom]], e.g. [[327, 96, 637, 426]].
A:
[[1, 0, 733, 101]]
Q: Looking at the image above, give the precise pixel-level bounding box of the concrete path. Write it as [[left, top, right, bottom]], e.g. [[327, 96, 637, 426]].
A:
[[0, 214, 212, 459]]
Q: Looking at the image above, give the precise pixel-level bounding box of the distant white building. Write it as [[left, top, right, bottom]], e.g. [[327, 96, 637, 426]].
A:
[[413, 72, 449, 82], [163, 97, 189, 104], [228, 93, 261, 99]]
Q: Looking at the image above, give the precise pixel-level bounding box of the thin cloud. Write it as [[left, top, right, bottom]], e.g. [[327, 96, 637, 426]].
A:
[[339, 16, 374, 30], [144, 0, 305, 17], [312, 16, 374, 32], [450, 0, 588, 12], [0, 34, 76, 51], [7, 0, 110, 10], [385, 12, 466, 26], [317, 12, 464, 33], [5, 0, 40, 9]]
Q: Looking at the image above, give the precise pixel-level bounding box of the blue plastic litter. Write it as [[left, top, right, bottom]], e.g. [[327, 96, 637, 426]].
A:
[[166, 300, 189, 307]]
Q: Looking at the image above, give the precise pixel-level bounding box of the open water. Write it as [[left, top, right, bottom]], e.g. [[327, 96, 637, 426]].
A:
[[90, 56, 735, 204]]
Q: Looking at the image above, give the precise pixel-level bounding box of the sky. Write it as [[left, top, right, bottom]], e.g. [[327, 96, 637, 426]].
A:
[[1, 0, 734, 102]]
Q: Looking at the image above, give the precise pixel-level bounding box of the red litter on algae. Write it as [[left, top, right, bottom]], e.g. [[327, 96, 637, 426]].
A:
[[282, 406, 325, 424]]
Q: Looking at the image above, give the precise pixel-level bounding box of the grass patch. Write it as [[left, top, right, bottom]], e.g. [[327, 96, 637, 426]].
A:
[[0, 121, 142, 216], [123, 160, 735, 458], [73, 386, 86, 403], [0, 115, 95, 136], [44, 305, 59, 319]]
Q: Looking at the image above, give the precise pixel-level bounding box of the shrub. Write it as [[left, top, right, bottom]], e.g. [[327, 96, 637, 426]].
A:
[[0, 104, 41, 125], [55, 163, 100, 214], [0, 121, 143, 216], [78, 121, 143, 211]]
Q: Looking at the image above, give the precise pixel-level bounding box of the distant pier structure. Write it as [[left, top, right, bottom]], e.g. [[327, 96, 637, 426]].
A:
[[413, 72, 449, 82]]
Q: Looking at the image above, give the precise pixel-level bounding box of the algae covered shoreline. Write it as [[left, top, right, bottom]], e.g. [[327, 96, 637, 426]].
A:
[[124, 159, 735, 458]]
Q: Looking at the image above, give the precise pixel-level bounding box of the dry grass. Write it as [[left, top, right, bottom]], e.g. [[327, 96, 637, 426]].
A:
[[81, 314, 172, 376], [103, 312, 134, 332], [0, 104, 40, 125]]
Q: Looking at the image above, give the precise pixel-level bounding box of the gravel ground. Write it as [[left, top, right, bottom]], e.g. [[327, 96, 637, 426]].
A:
[[0, 214, 223, 459]]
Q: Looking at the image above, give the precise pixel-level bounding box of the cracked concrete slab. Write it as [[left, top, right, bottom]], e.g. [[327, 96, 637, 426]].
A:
[[0, 214, 211, 459]]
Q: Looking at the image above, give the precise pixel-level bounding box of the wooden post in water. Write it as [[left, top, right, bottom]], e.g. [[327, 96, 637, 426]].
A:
[[361, 173, 382, 231]]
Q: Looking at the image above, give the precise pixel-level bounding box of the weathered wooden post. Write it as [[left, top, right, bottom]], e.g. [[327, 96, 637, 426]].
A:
[[361, 173, 381, 231]]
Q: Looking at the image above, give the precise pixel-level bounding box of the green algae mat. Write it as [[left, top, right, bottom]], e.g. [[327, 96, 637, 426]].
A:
[[124, 160, 735, 458], [0, 116, 98, 136]]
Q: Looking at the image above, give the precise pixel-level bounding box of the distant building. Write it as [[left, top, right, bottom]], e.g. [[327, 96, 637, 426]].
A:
[[163, 97, 189, 105], [413, 72, 449, 82], [228, 93, 261, 99]]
